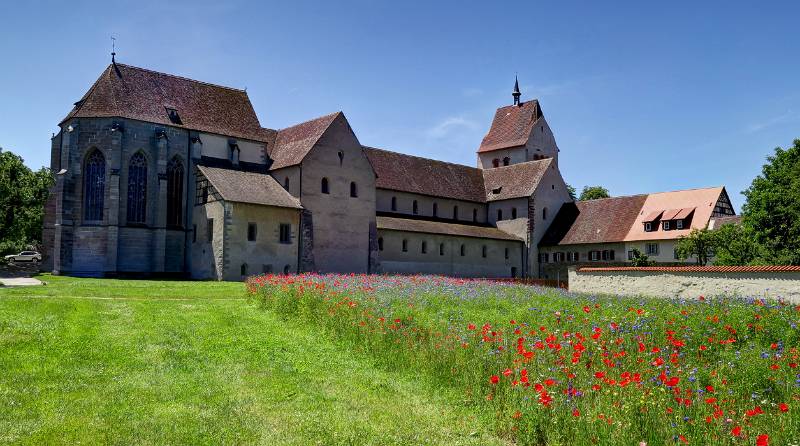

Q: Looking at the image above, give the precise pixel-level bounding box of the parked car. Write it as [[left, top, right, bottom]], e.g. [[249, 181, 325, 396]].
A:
[[4, 251, 42, 263]]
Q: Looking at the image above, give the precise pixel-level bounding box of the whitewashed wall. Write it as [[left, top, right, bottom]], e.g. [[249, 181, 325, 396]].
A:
[[569, 267, 800, 303]]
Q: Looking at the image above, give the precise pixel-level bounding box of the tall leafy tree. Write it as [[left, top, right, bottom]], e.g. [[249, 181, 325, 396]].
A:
[[578, 186, 610, 201], [712, 223, 764, 266], [741, 140, 800, 265], [0, 147, 54, 254], [675, 228, 717, 266]]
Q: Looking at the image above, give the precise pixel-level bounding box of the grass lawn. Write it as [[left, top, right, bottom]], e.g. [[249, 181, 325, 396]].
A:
[[0, 275, 505, 445]]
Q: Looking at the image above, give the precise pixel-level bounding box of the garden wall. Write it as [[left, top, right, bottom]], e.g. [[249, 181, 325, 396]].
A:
[[569, 266, 800, 303]]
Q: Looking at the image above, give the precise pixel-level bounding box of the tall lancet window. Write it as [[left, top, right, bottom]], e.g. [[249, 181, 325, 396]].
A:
[[127, 152, 148, 224], [167, 156, 184, 227], [83, 149, 106, 221]]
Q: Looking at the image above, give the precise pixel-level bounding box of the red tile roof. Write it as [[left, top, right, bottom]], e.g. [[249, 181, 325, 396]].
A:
[[674, 207, 695, 220], [198, 166, 302, 209], [540, 195, 648, 246], [483, 159, 552, 201], [377, 216, 523, 241], [625, 187, 726, 241], [364, 147, 487, 203], [478, 100, 543, 153], [269, 112, 341, 169], [63, 63, 267, 142], [541, 187, 731, 247], [577, 265, 800, 273]]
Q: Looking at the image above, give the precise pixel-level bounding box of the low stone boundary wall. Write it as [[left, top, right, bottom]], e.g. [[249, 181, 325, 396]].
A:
[[569, 266, 800, 303]]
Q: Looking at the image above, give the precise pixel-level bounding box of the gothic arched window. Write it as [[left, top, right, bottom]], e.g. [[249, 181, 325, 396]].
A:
[[83, 149, 105, 221], [492, 158, 500, 168], [127, 152, 148, 224], [350, 181, 358, 198], [167, 157, 184, 227]]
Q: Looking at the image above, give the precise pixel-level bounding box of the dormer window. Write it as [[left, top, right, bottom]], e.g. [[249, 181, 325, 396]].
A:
[[644, 222, 652, 232], [676, 219, 684, 229], [662, 221, 671, 230], [492, 186, 502, 195], [165, 107, 183, 125]]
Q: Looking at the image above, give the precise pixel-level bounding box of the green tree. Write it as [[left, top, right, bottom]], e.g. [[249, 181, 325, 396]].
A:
[[740, 140, 800, 265], [566, 183, 577, 201], [712, 223, 764, 266], [0, 147, 54, 255], [578, 186, 610, 201], [675, 228, 717, 266], [628, 248, 653, 267]]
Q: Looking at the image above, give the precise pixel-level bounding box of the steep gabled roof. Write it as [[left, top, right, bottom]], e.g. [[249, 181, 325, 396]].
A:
[[363, 147, 487, 203], [483, 158, 552, 201], [625, 187, 726, 241], [540, 186, 731, 247], [377, 216, 523, 242], [62, 63, 266, 141], [269, 112, 341, 169], [478, 100, 543, 153], [540, 195, 647, 246], [198, 166, 302, 209]]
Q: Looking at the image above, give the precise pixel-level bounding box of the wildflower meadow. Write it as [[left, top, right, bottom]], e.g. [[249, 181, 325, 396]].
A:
[[247, 274, 800, 446]]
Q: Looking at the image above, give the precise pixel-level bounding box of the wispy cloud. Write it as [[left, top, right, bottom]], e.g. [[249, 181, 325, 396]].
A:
[[745, 110, 799, 134], [425, 116, 478, 139]]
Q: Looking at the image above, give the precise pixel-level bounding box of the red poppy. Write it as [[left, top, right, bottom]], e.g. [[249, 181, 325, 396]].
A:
[[490, 375, 499, 384], [572, 408, 580, 417], [756, 434, 769, 446], [779, 403, 789, 412], [731, 426, 742, 437]]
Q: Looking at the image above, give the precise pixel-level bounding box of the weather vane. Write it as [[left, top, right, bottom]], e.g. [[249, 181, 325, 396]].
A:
[[111, 36, 116, 63]]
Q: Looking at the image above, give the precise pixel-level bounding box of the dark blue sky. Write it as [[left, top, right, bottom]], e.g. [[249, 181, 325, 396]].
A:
[[2, 0, 799, 209]]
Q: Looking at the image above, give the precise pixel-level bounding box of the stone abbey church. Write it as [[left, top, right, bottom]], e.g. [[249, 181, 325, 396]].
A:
[[43, 60, 736, 280]]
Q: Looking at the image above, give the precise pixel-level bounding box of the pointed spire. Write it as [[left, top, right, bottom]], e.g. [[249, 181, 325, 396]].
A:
[[512, 75, 521, 106], [110, 36, 117, 65]]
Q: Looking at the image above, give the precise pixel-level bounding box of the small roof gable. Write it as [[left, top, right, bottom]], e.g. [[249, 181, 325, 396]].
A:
[[540, 195, 647, 246], [198, 166, 302, 209], [63, 63, 266, 141], [363, 147, 486, 203], [478, 100, 543, 153], [269, 112, 341, 169], [483, 158, 551, 201], [377, 216, 523, 242]]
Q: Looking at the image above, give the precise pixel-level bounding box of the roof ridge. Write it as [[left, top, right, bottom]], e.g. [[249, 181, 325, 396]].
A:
[[278, 111, 341, 133], [113, 63, 248, 93], [645, 185, 724, 195], [363, 146, 481, 172]]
